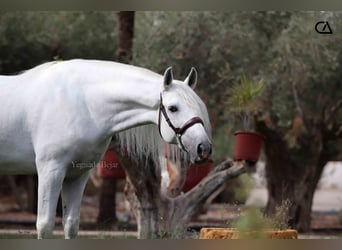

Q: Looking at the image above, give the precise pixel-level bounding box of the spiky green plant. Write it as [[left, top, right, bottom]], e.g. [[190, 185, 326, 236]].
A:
[[227, 75, 264, 130], [232, 200, 291, 238]]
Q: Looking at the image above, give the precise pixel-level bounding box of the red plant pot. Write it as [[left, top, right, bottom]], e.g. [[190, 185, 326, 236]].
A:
[[233, 131, 264, 163], [97, 150, 126, 179], [182, 160, 213, 192]]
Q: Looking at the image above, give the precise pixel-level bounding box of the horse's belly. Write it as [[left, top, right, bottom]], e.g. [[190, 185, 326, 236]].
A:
[[0, 138, 37, 175]]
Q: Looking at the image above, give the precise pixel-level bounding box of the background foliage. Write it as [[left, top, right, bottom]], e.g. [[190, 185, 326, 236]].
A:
[[0, 11, 117, 73]]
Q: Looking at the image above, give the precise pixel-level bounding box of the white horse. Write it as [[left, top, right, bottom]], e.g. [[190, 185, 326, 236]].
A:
[[0, 59, 212, 239]]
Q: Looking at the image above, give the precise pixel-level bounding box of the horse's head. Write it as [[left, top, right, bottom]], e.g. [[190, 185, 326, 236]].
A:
[[158, 67, 212, 163]]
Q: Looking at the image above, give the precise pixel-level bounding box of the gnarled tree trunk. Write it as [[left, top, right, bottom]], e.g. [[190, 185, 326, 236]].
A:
[[111, 136, 251, 239], [256, 118, 339, 232], [116, 11, 135, 62]]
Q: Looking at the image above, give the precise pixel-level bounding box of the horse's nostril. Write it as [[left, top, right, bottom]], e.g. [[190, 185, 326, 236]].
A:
[[197, 143, 203, 156], [198, 143, 212, 159]]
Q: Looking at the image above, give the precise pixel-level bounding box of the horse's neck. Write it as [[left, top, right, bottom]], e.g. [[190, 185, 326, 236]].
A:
[[1, 60, 163, 135], [80, 61, 163, 134]]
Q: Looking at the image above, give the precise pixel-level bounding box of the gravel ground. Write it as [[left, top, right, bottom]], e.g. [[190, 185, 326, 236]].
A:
[[0, 190, 341, 239]]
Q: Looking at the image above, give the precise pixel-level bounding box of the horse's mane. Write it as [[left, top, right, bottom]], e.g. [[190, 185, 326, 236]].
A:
[[116, 124, 187, 168]]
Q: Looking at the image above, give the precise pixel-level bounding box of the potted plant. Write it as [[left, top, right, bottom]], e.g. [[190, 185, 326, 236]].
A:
[[227, 75, 265, 163], [97, 148, 212, 188], [182, 160, 213, 192], [97, 149, 126, 179]]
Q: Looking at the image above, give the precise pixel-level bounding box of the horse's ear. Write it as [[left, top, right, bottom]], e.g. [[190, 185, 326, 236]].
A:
[[184, 67, 197, 89], [163, 67, 173, 89]]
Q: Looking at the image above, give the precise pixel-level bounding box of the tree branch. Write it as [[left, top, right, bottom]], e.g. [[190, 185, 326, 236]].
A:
[[322, 99, 342, 140], [324, 122, 342, 140], [292, 82, 304, 119], [177, 160, 252, 219], [324, 99, 342, 125], [212, 158, 235, 172], [291, 81, 308, 131]]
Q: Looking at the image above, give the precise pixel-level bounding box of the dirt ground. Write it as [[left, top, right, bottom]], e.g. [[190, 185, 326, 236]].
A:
[[0, 190, 341, 238], [1, 163, 342, 238]]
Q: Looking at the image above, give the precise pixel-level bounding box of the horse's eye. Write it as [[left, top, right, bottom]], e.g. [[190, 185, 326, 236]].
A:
[[168, 106, 178, 113]]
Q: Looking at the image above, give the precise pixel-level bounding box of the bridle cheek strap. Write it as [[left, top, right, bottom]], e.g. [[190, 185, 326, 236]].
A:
[[158, 94, 204, 151]]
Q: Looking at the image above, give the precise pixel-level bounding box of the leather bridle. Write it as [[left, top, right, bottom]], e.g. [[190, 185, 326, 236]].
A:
[[158, 94, 204, 152]]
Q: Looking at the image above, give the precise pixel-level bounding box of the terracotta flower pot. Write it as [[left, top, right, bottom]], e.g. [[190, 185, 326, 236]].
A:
[[182, 160, 213, 192], [233, 131, 264, 163], [199, 228, 298, 239], [97, 150, 126, 179]]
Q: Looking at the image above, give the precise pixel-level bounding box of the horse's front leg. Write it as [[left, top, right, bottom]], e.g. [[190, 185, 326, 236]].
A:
[[36, 160, 66, 239], [61, 170, 90, 239]]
